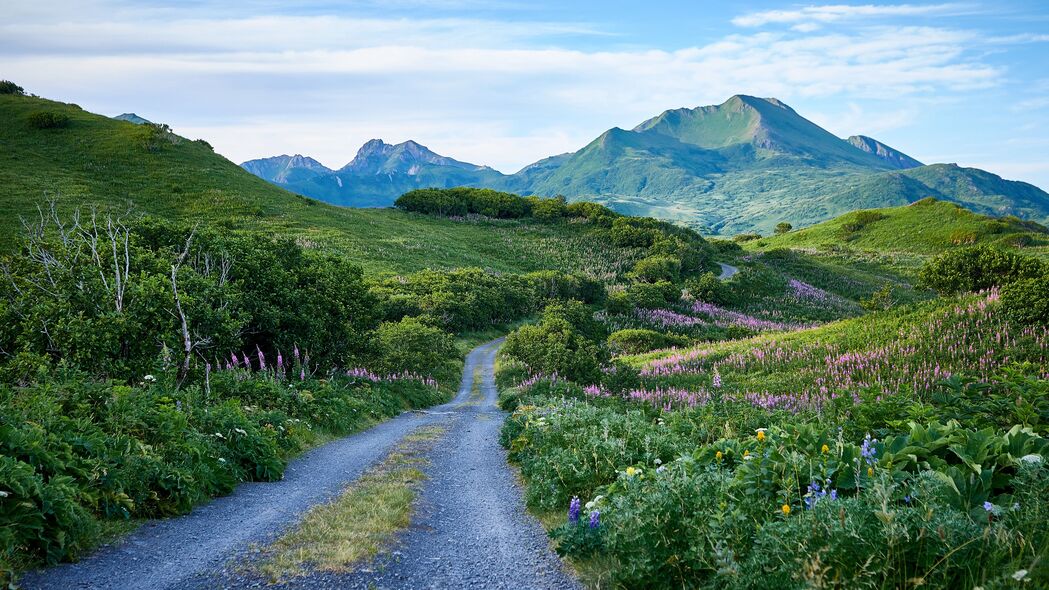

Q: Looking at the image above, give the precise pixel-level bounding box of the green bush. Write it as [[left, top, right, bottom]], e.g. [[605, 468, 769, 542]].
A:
[[27, 111, 70, 129], [628, 256, 681, 283], [1000, 274, 1049, 326], [919, 245, 1045, 295], [502, 319, 605, 383], [607, 329, 689, 355], [394, 188, 469, 216], [0, 80, 25, 95], [375, 317, 457, 377], [686, 271, 729, 305]]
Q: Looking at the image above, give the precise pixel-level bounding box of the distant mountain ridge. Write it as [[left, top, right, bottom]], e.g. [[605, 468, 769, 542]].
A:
[[241, 95, 1049, 234]]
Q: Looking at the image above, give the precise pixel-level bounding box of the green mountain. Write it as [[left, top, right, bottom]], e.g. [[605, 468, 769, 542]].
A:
[[239, 95, 1048, 235], [112, 112, 151, 125]]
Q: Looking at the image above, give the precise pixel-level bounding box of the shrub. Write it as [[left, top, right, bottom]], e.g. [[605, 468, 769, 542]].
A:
[[625, 281, 680, 309], [628, 256, 681, 283], [395, 188, 468, 216], [375, 317, 456, 377], [0, 80, 25, 95], [502, 319, 604, 383], [27, 111, 70, 129], [733, 233, 762, 243], [774, 222, 792, 235], [529, 196, 568, 220], [918, 245, 1045, 295], [607, 329, 689, 355], [686, 271, 729, 305], [1000, 274, 1049, 326]]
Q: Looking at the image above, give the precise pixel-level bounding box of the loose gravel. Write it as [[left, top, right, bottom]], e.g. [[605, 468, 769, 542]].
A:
[[23, 338, 578, 590]]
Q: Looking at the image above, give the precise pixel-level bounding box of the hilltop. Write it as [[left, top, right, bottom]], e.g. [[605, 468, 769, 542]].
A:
[[756, 197, 1049, 256]]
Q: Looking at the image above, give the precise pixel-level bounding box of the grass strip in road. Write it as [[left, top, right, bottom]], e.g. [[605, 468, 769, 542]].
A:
[[256, 424, 448, 582]]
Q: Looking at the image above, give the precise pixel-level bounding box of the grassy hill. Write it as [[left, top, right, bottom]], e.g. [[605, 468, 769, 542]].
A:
[[755, 197, 1049, 256], [0, 92, 639, 277]]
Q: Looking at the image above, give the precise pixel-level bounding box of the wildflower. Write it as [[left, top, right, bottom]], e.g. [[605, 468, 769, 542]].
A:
[[568, 497, 581, 523], [983, 501, 994, 512], [715, 451, 723, 461], [712, 368, 722, 389], [743, 450, 750, 458], [1012, 569, 1029, 581], [867, 467, 874, 477], [860, 434, 878, 466], [144, 374, 157, 383], [625, 466, 640, 478], [588, 510, 600, 529], [781, 504, 791, 515], [821, 444, 829, 454], [756, 429, 766, 442], [829, 489, 838, 501]]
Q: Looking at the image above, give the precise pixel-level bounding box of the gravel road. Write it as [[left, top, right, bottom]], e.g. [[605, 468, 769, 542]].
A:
[[22, 338, 577, 590], [717, 262, 739, 280]]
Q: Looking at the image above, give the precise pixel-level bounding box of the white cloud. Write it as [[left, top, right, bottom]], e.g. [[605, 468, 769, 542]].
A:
[[732, 3, 967, 27]]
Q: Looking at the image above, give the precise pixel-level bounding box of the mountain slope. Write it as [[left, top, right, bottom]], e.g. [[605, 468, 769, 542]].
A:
[[0, 92, 639, 277], [757, 197, 1049, 255], [241, 154, 333, 184], [846, 135, 923, 169]]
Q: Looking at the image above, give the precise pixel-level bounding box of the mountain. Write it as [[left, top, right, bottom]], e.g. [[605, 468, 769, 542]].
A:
[[237, 94, 1049, 235], [241, 139, 507, 207], [113, 113, 151, 125], [241, 154, 333, 184], [846, 135, 923, 169]]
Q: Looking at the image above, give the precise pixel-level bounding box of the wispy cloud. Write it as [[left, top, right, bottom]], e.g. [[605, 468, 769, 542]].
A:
[[732, 3, 968, 27]]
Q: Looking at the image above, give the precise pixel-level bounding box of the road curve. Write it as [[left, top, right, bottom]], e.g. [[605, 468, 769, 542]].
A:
[[717, 262, 739, 280]]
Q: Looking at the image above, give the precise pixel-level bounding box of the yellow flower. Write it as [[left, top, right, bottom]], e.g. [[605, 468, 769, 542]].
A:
[[626, 466, 640, 477], [867, 467, 874, 477], [821, 444, 830, 454], [781, 504, 791, 515], [743, 450, 750, 457], [715, 451, 723, 461], [756, 430, 766, 442]]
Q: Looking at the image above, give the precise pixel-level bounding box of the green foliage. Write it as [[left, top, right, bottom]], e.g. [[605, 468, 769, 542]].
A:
[[528, 195, 568, 220], [1000, 274, 1049, 326], [375, 317, 457, 377], [26, 111, 70, 129], [628, 255, 681, 283], [607, 329, 689, 355], [919, 245, 1045, 295], [687, 271, 729, 305], [0, 371, 444, 573], [0, 81, 24, 95], [774, 222, 792, 235], [502, 320, 605, 384]]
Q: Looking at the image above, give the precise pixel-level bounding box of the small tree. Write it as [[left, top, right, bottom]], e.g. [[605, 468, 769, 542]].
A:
[[774, 222, 793, 235], [919, 245, 1045, 295], [0, 80, 25, 95]]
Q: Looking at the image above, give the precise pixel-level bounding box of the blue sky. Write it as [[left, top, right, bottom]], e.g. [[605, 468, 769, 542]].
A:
[[4, 1, 1049, 188]]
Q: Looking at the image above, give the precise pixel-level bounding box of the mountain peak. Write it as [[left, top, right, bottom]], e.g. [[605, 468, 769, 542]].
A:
[[239, 153, 332, 184], [113, 112, 151, 125], [338, 138, 488, 176]]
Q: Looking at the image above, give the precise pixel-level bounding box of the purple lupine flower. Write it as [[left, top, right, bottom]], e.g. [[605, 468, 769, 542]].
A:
[[241, 352, 251, 370], [588, 510, 600, 529], [256, 346, 266, 370], [277, 351, 283, 370], [860, 434, 878, 465], [300, 367, 306, 381], [712, 368, 722, 389], [568, 497, 581, 523], [829, 489, 838, 501], [293, 345, 300, 361], [231, 352, 239, 366]]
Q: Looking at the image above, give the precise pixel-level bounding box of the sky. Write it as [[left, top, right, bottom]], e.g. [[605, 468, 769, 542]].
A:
[[3, 1, 1049, 188]]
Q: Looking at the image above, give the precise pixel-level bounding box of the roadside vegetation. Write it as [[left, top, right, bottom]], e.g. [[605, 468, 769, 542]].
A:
[[497, 222, 1049, 588]]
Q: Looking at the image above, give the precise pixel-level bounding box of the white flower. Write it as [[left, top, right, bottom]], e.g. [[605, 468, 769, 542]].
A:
[[218, 458, 227, 463], [143, 374, 157, 383], [1012, 569, 1028, 581], [234, 428, 247, 435], [1020, 454, 1043, 464], [0, 491, 9, 498]]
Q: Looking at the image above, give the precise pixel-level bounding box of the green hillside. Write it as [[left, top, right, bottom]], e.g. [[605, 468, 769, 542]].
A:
[[0, 93, 639, 277], [757, 197, 1049, 256]]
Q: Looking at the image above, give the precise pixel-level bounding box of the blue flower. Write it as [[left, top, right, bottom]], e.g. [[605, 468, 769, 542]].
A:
[[983, 501, 994, 512], [568, 497, 581, 523], [588, 510, 601, 529]]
